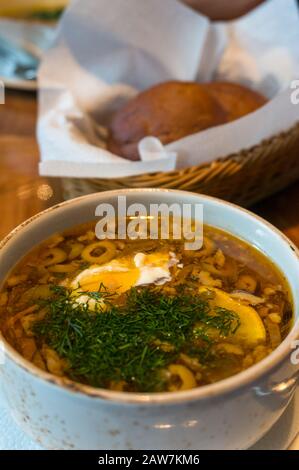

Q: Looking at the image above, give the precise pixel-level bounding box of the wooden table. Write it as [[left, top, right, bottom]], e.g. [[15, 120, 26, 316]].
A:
[[1, 89, 299, 246], [0, 90, 62, 240]]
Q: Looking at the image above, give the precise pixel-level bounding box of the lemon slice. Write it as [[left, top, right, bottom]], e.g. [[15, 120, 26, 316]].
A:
[[200, 287, 266, 347]]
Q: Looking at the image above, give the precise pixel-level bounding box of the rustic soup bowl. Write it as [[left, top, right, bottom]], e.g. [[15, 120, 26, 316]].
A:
[[0, 189, 299, 450]]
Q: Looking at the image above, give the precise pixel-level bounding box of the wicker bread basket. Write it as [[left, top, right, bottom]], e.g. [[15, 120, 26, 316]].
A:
[[62, 122, 299, 206]]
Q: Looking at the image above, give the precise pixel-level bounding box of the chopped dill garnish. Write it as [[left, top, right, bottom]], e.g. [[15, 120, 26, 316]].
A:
[[32, 285, 240, 392]]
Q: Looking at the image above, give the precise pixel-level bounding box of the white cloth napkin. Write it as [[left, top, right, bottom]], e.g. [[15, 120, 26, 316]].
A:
[[38, 0, 299, 178]]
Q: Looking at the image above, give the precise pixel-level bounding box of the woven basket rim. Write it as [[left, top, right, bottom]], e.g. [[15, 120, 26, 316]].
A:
[[87, 121, 299, 183]]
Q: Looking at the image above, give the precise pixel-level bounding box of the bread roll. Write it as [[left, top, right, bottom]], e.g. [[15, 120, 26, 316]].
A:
[[107, 81, 227, 161], [107, 80, 267, 161]]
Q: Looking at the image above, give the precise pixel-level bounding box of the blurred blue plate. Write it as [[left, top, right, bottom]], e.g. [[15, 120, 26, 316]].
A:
[[0, 18, 56, 91], [0, 35, 38, 90]]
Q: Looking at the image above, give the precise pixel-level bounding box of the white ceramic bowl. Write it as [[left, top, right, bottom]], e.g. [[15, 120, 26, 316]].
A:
[[0, 189, 299, 450]]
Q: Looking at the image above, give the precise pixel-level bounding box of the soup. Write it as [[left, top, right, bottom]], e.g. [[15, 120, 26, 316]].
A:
[[0, 222, 293, 393]]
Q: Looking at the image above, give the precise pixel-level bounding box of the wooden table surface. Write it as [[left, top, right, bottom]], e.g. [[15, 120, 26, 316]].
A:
[[1, 89, 299, 246]]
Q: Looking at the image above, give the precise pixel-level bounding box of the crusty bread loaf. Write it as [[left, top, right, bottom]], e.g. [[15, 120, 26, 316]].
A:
[[107, 80, 267, 161], [107, 81, 227, 161]]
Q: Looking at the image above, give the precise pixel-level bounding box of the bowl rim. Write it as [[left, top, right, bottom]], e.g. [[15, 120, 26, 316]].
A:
[[1, 188, 299, 405]]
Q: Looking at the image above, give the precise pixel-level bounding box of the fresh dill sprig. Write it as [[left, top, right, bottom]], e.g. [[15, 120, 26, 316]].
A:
[[33, 285, 240, 392]]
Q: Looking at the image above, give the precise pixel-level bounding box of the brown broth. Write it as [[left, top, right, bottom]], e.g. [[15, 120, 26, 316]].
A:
[[0, 222, 293, 393]]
